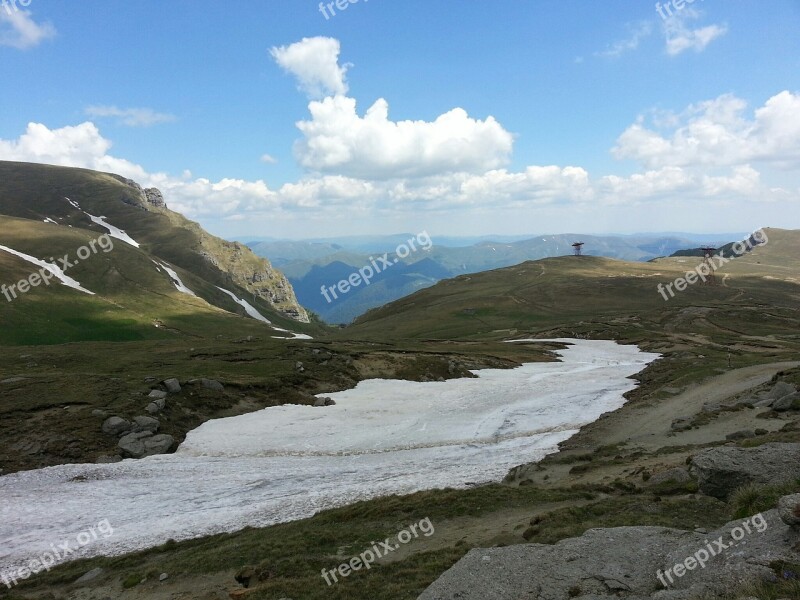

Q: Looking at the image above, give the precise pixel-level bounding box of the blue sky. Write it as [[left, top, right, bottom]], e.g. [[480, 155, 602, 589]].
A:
[[0, 0, 798, 239]]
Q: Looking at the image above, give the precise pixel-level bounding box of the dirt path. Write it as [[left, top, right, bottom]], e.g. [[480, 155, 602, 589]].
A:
[[567, 360, 799, 451]]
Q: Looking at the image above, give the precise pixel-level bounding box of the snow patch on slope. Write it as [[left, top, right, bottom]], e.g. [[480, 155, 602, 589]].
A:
[[156, 261, 196, 296], [0, 245, 94, 295], [63, 197, 140, 248], [216, 286, 271, 324]]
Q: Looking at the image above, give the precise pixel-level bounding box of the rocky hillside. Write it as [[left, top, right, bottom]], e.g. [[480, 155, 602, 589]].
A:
[[0, 161, 312, 344]]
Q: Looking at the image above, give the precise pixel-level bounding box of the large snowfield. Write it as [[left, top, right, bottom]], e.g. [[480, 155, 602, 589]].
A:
[[0, 339, 659, 573]]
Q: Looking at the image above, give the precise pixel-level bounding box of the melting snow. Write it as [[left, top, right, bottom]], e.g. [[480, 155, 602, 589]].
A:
[[86, 214, 140, 248], [63, 196, 140, 248], [0, 340, 659, 570], [0, 245, 94, 295], [42, 218, 58, 225], [156, 261, 196, 296], [216, 286, 272, 324]]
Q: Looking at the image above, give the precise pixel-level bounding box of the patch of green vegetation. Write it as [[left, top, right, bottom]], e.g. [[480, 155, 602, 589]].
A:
[[121, 573, 143, 589], [729, 480, 800, 519], [520, 494, 726, 545]]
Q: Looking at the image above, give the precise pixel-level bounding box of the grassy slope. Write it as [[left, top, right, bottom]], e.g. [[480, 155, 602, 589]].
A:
[[0, 161, 314, 343]]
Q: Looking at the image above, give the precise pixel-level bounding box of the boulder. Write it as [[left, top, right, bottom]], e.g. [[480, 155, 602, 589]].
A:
[[768, 381, 797, 401], [132, 415, 160, 433], [314, 397, 336, 407], [419, 508, 799, 600], [163, 378, 182, 393], [101, 416, 132, 436], [774, 392, 800, 412], [145, 402, 161, 415], [118, 431, 154, 458], [194, 378, 224, 392], [778, 493, 800, 529], [143, 434, 174, 456], [148, 389, 168, 401], [690, 443, 800, 499]]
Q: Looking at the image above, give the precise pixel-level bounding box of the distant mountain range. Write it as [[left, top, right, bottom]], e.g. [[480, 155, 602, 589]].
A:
[[248, 232, 746, 324]]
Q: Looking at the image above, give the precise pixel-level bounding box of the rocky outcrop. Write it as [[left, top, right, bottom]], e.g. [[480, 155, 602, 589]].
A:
[[144, 188, 166, 208], [689, 443, 800, 499], [110, 174, 309, 323], [419, 503, 798, 600]]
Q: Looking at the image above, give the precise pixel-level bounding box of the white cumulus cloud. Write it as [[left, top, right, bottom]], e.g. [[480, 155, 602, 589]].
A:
[[613, 91, 800, 169], [270, 37, 349, 99], [294, 95, 514, 179]]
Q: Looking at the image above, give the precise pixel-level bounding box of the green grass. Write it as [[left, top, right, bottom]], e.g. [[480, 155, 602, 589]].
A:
[[729, 480, 800, 519]]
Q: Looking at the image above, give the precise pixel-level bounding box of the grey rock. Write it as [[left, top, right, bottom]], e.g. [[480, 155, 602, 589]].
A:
[[145, 402, 161, 414], [143, 434, 174, 456], [118, 431, 154, 458], [144, 187, 166, 209], [774, 392, 800, 412], [648, 468, 692, 486], [148, 389, 168, 401], [163, 378, 181, 393], [159, 572, 169, 581], [419, 510, 799, 600], [690, 443, 800, 499], [768, 381, 797, 400], [419, 527, 698, 600], [132, 415, 160, 433], [197, 378, 224, 392], [701, 402, 721, 413], [778, 493, 800, 528], [101, 417, 132, 436], [74, 567, 104, 584], [91, 409, 108, 417], [313, 397, 336, 407]]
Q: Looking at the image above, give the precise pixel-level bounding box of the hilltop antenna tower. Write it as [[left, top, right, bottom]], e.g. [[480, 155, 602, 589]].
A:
[[572, 242, 585, 257], [700, 246, 718, 285]]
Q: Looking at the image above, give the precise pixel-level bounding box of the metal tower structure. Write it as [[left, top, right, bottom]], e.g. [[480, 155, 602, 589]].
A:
[[572, 242, 585, 256], [700, 246, 718, 285]]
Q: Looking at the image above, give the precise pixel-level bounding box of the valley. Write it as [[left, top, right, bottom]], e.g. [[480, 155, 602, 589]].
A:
[[0, 163, 798, 600]]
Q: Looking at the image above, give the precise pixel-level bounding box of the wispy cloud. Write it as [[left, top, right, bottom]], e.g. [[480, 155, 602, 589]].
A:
[[596, 22, 653, 59], [84, 106, 176, 127], [0, 9, 56, 50], [664, 9, 727, 56], [260, 154, 277, 164]]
